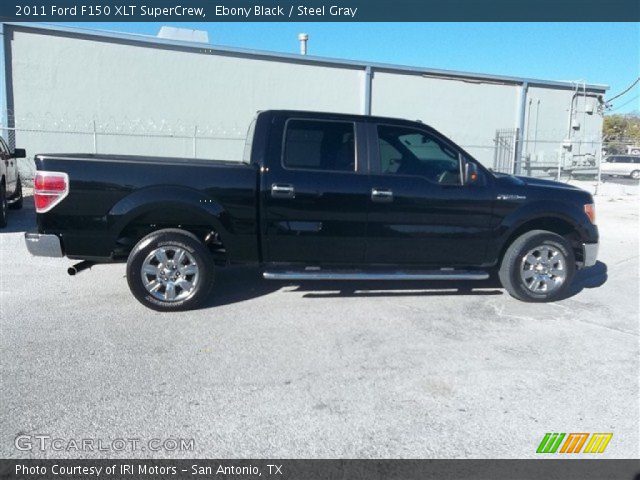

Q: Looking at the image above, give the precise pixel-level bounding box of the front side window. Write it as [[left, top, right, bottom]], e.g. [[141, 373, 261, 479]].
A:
[[283, 120, 355, 172], [377, 125, 461, 184]]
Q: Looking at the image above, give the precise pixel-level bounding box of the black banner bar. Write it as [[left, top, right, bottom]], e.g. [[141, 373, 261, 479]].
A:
[[1, 0, 639, 22], [1, 459, 640, 480]]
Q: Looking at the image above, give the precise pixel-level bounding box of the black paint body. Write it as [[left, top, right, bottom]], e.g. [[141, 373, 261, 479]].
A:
[[33, 110, 598, 268]]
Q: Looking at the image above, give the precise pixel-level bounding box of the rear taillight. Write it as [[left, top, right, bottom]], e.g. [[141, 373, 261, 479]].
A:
[[34, 171, 69, 213]]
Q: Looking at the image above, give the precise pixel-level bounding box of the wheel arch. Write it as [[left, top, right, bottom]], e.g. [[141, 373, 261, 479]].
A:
[[498, 214, 583, 265], [109, 186, 232, 262]]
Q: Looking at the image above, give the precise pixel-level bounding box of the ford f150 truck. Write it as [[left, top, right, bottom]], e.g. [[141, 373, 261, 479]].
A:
[[24, 110, 599, 311]]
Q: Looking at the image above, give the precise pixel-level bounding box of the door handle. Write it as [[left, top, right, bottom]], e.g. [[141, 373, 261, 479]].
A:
[[271, 183, 295, 198], [371, 188, 394, 203]]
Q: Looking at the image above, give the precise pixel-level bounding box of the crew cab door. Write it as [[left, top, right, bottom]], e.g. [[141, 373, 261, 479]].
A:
[[260, 115, 369, 265], [365, 122, 495, 267]]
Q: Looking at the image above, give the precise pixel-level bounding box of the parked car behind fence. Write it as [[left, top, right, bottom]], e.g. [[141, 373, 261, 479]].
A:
[[601, 155, 640, 180]]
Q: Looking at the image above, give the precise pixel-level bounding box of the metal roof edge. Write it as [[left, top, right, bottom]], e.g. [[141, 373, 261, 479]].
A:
[[3, 22, 609, 92]]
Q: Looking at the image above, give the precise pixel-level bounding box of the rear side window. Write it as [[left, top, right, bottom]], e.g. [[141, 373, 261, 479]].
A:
[[283, 119, 356, 172]]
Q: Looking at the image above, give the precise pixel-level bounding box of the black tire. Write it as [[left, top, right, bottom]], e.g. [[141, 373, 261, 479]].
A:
[[8, 176, 23, 210], [498, 230, 575, 302], [0, 182, 7, 228], [126, 228, 214, 311], [630, 170, 640, 180]]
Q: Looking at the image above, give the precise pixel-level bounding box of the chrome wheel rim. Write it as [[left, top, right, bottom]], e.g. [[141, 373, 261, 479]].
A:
[[520, 245, 566, 294], [141, 245, 199, 302]]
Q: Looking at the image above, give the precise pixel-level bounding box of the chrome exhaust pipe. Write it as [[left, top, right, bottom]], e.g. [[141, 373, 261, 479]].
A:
[[68, 261, 95, 276]]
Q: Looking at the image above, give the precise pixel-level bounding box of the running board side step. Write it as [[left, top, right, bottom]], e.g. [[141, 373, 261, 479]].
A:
[[262, 270, 489, 281]]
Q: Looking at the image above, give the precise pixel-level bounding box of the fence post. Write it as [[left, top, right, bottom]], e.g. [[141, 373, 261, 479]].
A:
[[594, 139, 603, 195], [557, 150, 563, 182], [492, 131, 499, 171], [92, 120, 97, 153], [193, 125, 197, 158]]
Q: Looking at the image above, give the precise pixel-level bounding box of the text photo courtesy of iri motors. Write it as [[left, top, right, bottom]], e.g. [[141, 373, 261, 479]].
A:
[[0, 2, 639, 478]]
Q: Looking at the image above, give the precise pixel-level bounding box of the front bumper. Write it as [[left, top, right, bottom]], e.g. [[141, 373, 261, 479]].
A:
[[24, 232, 63, 258], [581, 241, 599, 268]]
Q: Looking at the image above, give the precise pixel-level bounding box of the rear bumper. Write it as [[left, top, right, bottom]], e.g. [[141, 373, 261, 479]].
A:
[[24, 232, 64, 258], [581, 241, 598, 268]]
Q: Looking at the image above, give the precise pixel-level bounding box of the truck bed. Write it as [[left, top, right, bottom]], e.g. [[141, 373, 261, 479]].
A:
[[34, 153, 259, 262], [36, 152, 249, 167]]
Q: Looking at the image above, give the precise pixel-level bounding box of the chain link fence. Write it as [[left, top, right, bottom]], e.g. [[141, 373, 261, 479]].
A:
[[1, 112, 248, 182], [2, 113, 635, 193]]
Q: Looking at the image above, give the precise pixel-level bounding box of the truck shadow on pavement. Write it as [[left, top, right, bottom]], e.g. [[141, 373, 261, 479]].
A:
[[9, 195, 607, 306], [207, 262, 608, 307], [206, 267, 505, 308], [2, 193, 35, 233], [205, 268, 504, 308], [560, 260, 608, 299]]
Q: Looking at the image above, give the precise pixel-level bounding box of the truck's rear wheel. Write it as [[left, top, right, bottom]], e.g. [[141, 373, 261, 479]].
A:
[[499, 230, 575, 302], [126, 228, 214, 311]]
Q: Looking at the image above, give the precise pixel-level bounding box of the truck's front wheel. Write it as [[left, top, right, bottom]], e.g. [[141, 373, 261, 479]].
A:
[[499, 230, 575, 302], [126, 229, 214, 311]]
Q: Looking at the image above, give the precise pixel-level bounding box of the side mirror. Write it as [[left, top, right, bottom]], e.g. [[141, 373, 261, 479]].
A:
[[465, 160, 479, 184], [12, 148, 26, 159]]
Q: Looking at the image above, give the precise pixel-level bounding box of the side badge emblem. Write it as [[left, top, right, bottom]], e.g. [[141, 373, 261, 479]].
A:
[[497, 194, 527, 200]]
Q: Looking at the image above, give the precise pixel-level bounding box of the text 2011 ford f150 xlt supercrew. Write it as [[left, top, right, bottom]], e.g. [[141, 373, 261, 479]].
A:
[[25, 110, 599, 311]]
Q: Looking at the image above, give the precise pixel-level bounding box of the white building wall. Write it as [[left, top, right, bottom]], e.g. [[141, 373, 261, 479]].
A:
[[7, 28, 364, 162], [3, 25, 606, 178], [371, 72, 520, 165], [523, 85, 604, 173]]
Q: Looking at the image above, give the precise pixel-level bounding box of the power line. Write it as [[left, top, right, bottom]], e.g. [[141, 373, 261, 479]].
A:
[[610, 94, 639, 112], [605, 77, 640, 103]]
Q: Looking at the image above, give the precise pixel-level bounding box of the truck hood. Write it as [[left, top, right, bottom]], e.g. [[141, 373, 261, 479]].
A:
[[493, 173, 592, 203], [494, 173, 582, 191], [516, 176, 583, 191]]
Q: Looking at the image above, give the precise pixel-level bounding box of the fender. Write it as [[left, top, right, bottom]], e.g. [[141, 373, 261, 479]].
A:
[[108, 185, 234, 254], [489, 198, 597, 262]]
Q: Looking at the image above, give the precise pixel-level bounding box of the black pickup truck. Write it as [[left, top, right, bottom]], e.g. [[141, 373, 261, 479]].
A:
[[25, 110, 598, 311]]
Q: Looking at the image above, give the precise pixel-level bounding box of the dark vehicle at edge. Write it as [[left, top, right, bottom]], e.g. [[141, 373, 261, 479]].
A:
[[0, 137, 26, 227], [25, 110, 599, 311]]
